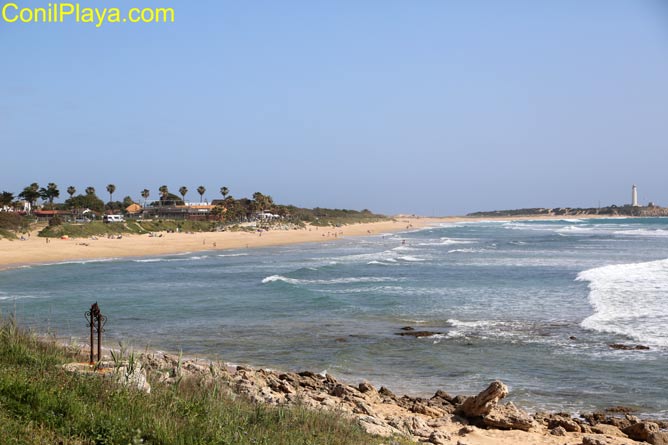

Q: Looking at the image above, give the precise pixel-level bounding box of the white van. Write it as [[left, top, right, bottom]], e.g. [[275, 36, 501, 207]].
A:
[[103, 214, 125, 223]]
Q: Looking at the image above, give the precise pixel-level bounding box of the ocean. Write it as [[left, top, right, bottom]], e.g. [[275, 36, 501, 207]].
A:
[[1, 217, 667, 418]]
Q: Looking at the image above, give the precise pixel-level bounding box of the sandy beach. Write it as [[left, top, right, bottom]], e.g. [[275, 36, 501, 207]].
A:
[[0, 215, 612, 271]]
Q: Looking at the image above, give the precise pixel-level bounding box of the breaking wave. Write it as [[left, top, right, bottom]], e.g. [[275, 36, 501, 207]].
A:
[[577, 259, 668, 348]]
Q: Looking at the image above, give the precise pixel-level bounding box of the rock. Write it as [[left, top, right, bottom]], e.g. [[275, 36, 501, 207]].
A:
[[483, 402, 534, 431], [379, 386, 396, 399], [622, 421, 659, 441], [395, 331, 442, 337], [388, 416, 432, 438], [400, 326, 415, 331], [458, 426, 475, 436], [431, 389, 455, 404], [358, 382, 375, 393], [606, 416, 633, 430], [648, 432, 668, 445], [428, 430, 451, 444], [582, 412, 607, 426], [591, 423, 626, 437], [411, 402, 446, 418], [569, 336, 578, 340], [330, 384, 348, 398], [352, 401, 376, 416], [582, 436, 614, 445], [357, 415, 403, 437], [605, 405, 637, 414], [548, 415, 581, 433], [113, 362, 151, 393], [550, 426, 567, 436], [457, 380, 509, 417], [608, 343, 650, 350]]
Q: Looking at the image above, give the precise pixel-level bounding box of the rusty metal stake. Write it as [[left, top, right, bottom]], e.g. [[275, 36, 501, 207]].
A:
[[84, 303, 107, 364]]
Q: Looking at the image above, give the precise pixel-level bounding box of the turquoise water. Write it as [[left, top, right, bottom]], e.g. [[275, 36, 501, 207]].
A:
[[2, 217, 667, 417]]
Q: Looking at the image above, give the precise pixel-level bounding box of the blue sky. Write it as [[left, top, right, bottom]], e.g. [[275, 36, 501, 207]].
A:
[[2, 1, 667, 215]]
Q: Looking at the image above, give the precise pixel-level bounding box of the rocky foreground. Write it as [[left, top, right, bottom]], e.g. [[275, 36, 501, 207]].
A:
[[76, 350, 668, 445]]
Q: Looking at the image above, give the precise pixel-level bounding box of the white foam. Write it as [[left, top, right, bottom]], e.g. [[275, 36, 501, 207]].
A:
[[613, 229, 668, 237], [577, 259, 668, 347], [217, 253, 249, 257], [397, 256, 426, 262], [417, 237, 476, 246], [447, 248, 483, 254], [261, 275, 402, 285]]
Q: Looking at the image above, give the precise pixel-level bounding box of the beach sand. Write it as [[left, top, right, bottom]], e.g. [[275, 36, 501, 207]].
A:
[[0, 215, 606, 271]]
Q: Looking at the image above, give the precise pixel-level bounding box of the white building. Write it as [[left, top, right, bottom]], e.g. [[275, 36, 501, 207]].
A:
[[632, 184, 639, 207]]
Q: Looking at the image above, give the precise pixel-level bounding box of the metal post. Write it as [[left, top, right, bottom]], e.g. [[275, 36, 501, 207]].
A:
[[85, 304, 94, 364], [85, 302, 106, 364]]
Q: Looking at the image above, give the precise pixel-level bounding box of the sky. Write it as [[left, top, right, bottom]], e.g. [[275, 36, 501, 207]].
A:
[[2, 0, 667, 215]]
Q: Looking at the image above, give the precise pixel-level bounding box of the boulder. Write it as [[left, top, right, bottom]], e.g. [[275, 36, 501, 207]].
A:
[[581, 436, 614, 445], [548, 415, 581, 433], [457, 380, 509, 417], [550, 426, 567, 436], [482, 402, 534, 431], [591, 423, 626, 437], [428, 430, 451, 445], [648, 432, 668, 445], [622, 421, 659, 441]]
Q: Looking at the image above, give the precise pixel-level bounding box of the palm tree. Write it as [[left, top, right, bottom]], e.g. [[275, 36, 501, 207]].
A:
[[158, 185, 169, 206], [220, 186, 229, 200], [67, 186, 76, 199], [85, 186, 96, 196], [39, 183, 60, 208], [106, 184, 116, 203], [179, 186, 188, 204], [141, 189, 150, 207], [197, 185, 206, 203]]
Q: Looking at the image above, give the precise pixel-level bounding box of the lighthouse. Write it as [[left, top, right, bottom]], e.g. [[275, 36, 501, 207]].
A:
[[632, 184, 639, 207]]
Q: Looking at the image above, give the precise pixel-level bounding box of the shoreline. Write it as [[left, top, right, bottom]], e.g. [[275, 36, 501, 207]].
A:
[[0, 214, 614, 271]]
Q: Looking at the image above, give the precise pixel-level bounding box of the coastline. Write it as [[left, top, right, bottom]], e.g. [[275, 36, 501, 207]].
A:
[[0, 214, 612, 271]]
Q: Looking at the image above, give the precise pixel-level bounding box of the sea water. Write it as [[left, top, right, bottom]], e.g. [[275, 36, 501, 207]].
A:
[[2, 217, 667, 418]]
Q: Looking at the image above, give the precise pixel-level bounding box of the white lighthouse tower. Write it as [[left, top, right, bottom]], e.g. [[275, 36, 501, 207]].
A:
[[632, 184, 639, 207]]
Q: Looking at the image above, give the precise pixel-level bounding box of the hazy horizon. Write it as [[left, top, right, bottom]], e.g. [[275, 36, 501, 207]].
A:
[[3, 1, 667, 215]]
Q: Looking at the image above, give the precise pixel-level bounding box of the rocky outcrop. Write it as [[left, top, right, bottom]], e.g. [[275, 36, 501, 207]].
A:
[[63, 350, 666, 445], [609, 344, 650, 350], [623, 421, 659, 441]]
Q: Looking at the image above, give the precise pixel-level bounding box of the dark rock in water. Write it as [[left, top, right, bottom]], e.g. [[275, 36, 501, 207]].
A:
[[608, 343, 650, 350], [400, 326, 415, 331], [335, 337, 347, 342], [395, 331, 442, 337], [569, 336, 577, 340], [605, 405, 637, 414]]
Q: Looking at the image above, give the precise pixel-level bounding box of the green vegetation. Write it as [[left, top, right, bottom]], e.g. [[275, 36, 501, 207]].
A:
[[0, 213, 31, 239], [279, 207, 389, 227], [0, 317, 395, 445], [467, 205, 668, 218], [38, 220, 217, 238]]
